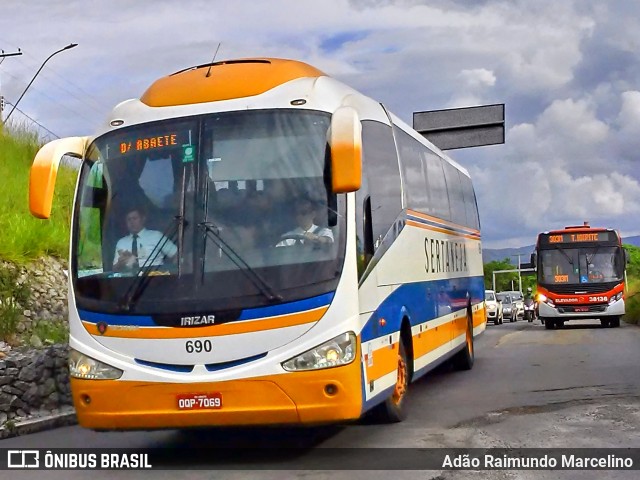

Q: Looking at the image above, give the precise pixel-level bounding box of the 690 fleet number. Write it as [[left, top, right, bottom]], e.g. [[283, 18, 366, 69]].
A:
[[185, 340, 212, 353]]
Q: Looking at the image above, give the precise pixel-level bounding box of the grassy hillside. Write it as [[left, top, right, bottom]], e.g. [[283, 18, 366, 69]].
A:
[[0, 126, 77, 263]]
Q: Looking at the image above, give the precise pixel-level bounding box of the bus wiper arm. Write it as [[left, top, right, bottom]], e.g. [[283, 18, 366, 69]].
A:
[[118, 215, 182, 312], [199, 221, 282, 303], [553, 244, 574, 266]]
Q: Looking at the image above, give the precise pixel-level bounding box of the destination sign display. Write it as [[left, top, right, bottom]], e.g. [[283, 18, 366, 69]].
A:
[[119, 134, 179, 154], [539, 231, 618, 246]]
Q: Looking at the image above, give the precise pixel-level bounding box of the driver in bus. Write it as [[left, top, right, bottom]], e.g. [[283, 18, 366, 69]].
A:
[[276, 198, 334, 247], [113, 206, 178, 271]]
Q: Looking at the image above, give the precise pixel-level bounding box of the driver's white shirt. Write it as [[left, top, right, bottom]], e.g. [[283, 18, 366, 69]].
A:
[[276, 224, 334, 247], [113, 228, 177, 267]]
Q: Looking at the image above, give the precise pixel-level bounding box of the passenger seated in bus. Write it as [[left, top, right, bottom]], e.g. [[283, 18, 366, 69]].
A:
[[276, 199, 333, 247], [113, 206, 178, 271]]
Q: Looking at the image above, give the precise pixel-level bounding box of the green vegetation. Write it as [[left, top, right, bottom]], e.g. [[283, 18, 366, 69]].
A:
[[0, 126, 77, 343], [0, 125, 78, 263], [623, 244, 640, 324], [0, 263, 31, 341], [30, 318, 69, 344]]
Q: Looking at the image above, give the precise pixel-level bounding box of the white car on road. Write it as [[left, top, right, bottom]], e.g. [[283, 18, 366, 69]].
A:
[[485, 289, 503, 325]]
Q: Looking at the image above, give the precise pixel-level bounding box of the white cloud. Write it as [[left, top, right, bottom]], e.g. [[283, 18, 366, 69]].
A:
[[458, 68, 496, 89]]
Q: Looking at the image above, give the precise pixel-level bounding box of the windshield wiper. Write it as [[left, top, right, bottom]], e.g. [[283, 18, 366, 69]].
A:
[[585, 245, 601, 267], [553, 244, 574, 266], [118, 215, 183, 312], [199, 221, 282, 303]]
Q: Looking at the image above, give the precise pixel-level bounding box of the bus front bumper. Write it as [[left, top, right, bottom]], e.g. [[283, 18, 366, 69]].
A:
[[71, 364, 363, 430], [538, 299, 625, 319]]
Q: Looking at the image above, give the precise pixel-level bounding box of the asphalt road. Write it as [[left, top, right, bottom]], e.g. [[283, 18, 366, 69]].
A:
[[3, 318, 640, 480]]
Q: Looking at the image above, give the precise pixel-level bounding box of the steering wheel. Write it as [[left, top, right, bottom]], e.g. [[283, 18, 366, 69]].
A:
[[276, 233, 312, 247], [277, 233, 331, 250], [279, 233, 308, 244]]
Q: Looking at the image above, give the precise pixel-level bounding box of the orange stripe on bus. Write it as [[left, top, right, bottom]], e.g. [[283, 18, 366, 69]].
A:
[[473, 307, 486, 328], [413, 319, 454, 359], [365, 342, 399, 381], [406, 220, 480, 240], [407, 209, 480, 235], [83, 306, 328, 339]]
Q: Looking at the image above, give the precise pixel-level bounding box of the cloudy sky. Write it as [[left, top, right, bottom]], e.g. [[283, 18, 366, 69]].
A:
[[1, 0, 639, 248]]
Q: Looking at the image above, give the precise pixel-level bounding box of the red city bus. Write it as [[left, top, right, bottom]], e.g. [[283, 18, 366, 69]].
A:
[[532, 222, 630, 329]]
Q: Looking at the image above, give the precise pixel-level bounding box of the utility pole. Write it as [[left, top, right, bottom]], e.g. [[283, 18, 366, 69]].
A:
[[511, 254, 523, 292], [0, 49, 23, 121]]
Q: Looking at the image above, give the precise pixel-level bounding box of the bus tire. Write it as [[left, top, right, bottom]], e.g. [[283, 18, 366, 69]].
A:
[[544, 319, 553, 329], [612, 317, 621, 328], [601, 318, 611, 328], [453, 313, 474, 371], [373, 340, 409, 423]]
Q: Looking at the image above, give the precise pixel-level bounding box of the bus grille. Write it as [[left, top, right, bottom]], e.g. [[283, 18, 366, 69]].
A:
[[134, 359, 194, 373], [205, 352, 268, 372], [134, 351, 267, 373]]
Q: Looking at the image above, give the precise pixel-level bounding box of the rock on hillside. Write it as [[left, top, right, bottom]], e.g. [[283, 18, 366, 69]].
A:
[[1, 257, 68, 351]]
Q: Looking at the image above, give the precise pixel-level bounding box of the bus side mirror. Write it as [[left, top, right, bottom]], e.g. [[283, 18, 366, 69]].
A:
[[624, 248, 630, 264], [329, 106, 362, 193], [30, 137, 87, 219], [530, 252, 537, 266]]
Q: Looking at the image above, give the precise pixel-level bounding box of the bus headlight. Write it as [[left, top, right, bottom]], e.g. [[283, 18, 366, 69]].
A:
[[282, 332, 356, 371], [609, 293, 623, 304], [537, 293, 547, 303], [69, 349, 123, 380]]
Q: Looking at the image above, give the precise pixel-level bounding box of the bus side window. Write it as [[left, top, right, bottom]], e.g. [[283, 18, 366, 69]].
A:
[[357, 120, 402, 273], [395, 128, 429, 212], [423, 151, 451, 221], [443, 161, 466, 227]]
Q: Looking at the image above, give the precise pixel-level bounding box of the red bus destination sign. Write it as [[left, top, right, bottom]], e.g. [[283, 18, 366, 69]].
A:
[[540, 231, 618, 246]]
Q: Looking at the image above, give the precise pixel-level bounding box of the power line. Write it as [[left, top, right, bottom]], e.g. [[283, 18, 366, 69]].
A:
[[1, 69, 98, 127], [1, 41, 108, 126], [12, 57, 111, 114], [7, 46, 111, 114], [4, 100, 59, 139]]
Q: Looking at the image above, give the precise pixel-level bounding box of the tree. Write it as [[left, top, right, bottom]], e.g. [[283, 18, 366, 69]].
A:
[[483, 259, 518, 291]]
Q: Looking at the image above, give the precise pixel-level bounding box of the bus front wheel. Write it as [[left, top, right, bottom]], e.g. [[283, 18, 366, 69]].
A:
[[373, 340, 409, 423], [601, 317, 620, 328]]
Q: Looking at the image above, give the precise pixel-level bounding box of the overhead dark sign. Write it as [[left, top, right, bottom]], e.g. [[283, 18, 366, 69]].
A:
[[413, 104, 505, 150]]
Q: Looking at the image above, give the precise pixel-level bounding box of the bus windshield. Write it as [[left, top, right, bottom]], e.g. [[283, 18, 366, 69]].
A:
[[72, 109, 346, 316], [539, 246, 624, 285]]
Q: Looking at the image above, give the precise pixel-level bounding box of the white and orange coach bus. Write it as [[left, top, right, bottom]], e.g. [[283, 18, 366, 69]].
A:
[[29, 58, 485, 430]]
